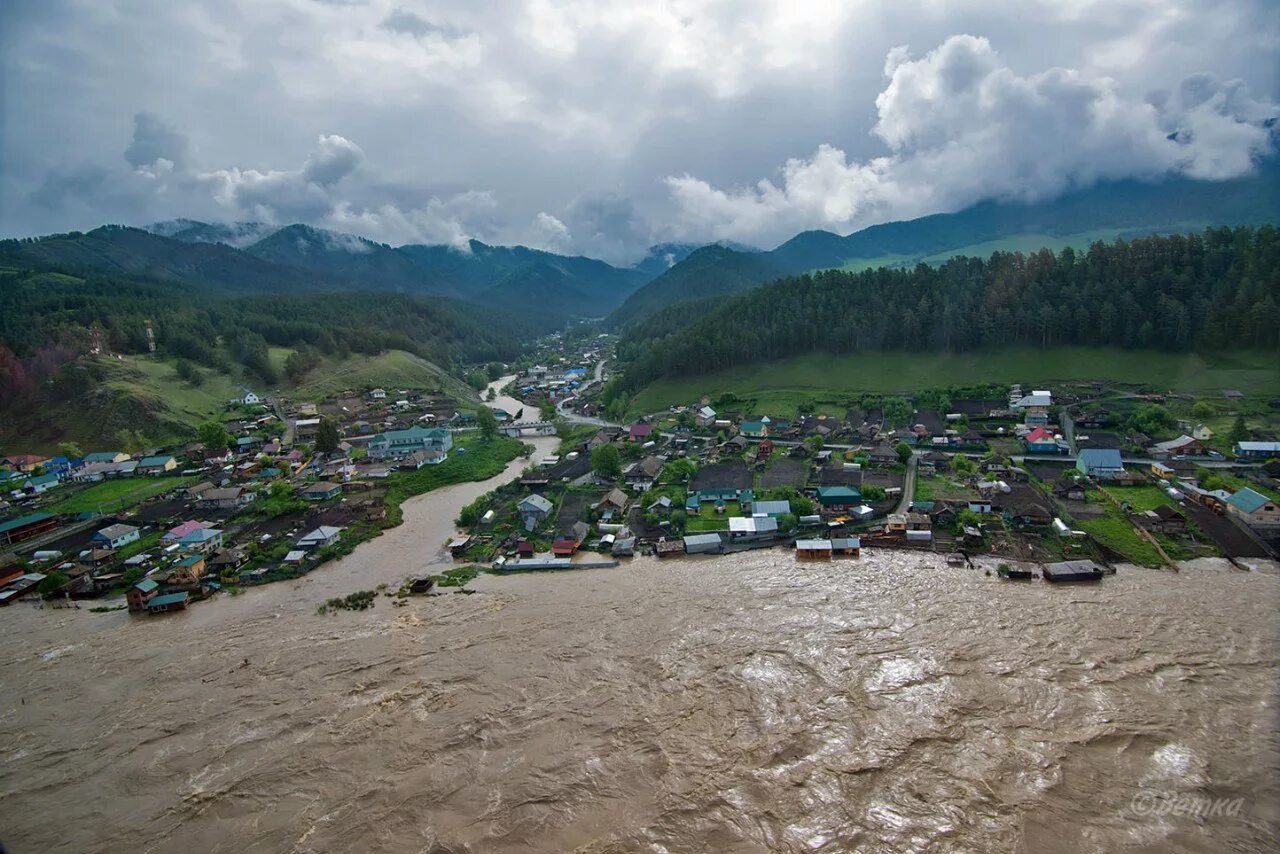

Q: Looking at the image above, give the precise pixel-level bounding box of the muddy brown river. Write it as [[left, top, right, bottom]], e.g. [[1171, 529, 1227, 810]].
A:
[[1, 382, 1277, 851]]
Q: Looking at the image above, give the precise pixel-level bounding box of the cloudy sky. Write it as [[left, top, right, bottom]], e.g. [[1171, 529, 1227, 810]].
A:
[[2, 0, 1276, 263]]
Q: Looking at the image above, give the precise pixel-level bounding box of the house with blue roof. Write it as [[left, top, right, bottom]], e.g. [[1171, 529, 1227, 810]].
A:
[[1076, 448, 1124, 480], [177, 527, 224, 553]]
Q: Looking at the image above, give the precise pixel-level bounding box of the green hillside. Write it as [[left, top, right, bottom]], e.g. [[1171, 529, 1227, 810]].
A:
[[0, 348, 477, 455]]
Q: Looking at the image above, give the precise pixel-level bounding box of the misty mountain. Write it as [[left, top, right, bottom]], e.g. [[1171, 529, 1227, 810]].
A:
[[148, 218, 279, 247], [4, 221, 650, 320], [610, 164, 1280, 325]]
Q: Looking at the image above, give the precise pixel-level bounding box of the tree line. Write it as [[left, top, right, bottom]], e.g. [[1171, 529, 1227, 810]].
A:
[[614, 227, 1280, 392], [0, 252, 533, 402]]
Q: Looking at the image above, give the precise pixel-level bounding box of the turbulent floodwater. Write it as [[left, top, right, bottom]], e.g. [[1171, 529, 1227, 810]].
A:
[[3, 553, 1278, 853], [1, 380, 1277, 852]]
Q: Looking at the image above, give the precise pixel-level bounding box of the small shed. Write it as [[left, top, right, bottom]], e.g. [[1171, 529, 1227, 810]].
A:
[[831, 537, 861, 556], [682, 533, 722, 555], [795, 539, 833, 559]]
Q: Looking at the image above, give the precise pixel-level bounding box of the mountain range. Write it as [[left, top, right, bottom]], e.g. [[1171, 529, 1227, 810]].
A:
[[2, 163, 1276, 329], [609, 162, 1280, 325]]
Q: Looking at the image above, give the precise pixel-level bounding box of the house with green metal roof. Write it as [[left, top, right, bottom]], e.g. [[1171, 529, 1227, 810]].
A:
[[1225, 487, 1280, 526], [816, 486, 862, 511], [367, 425, 452, 461], [83, 451, 129, 464], [22, 473, 61, 494], [146, 591, 190, 613], [0, 512, 57, 545], [137, 455, 177, 475], [127, 578, 159, 612]]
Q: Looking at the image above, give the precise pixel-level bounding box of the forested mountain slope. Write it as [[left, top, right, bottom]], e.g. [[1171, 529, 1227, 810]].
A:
[[610, 165, 1280, 324], [614, 227, 1280, 393]]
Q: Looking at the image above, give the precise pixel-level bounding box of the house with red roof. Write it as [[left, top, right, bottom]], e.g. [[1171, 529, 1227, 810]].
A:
[[1023, 427, 1066, 455], [628, 422, 654, 442]]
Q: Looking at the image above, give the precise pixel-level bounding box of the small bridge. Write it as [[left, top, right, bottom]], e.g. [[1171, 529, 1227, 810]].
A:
[[499, 421, 557, 437]]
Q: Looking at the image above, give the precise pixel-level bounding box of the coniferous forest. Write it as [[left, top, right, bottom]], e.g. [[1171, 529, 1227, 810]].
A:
[[615, 227, 1280, 393]]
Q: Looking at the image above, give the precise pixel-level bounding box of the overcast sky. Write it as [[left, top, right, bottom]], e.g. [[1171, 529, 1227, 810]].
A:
[[2, 0, 1276, 263]]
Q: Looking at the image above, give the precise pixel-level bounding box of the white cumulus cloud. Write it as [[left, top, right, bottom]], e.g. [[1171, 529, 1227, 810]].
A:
[[664, 34, 1277, 247]]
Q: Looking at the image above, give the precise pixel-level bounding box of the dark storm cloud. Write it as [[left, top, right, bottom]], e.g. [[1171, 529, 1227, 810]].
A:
[[1, 0, 1276, 262], [124, 112, 191, 173]]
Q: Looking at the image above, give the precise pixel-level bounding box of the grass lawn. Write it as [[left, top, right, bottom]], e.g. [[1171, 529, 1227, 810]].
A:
[[1090, 485, 1176, 512], [629, 349, 1280, 417], [1074, 513, 1164, 567], [46, 476, 194, 514], [685, 499, 743, 532], [914, 475, 976, 502]]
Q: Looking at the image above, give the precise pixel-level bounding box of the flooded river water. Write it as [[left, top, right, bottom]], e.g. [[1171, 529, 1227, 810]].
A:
[[0, 380, 1277, 852]]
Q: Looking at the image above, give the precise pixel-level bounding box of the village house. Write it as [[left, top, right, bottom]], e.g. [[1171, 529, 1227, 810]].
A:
[[887, 512, 930, 532], [1235, 441, 1280, 460], [1225, 487, 1280, 527], [695, 405, 717, 427], [517, 494, 554, 531], [196, 486, 252, 510], [728, 515, 779, 541], [127, 578, 159, 612], [83, 451, 130, 465], [1011, 390, 1052, 425], [815, 485, 861, 514], [1076, 448, 1125, 480], [597, 488, 631, 522], [92, 523, 140, 550], [22, 473, 60, 495], [917, 451, 950, 476], [185, 481, 215, 500], [4, 454, 51, 472], [172, 554, 207, 584], [367, 425, 452, 461], [749, 499, 792, 518], [242, 390, 261, 405], [683, 533, 723, 554], [867, 443, 899, 465], [1135, 505, 1187, 535], [177, 527, 224, 553], [624, 456, 664, 491], [1150, 435, 1210, 458], [740, 418, 770, 438], [69, 462, 117, 483], [146, 591, 190, 614], [1023, 427, 1067, 455], [137, 455, 177, 475], [301, 482, 343, 502], [298, 526, 343, 548], [647, 495, 674, 516], [628, 422, 654, 443]]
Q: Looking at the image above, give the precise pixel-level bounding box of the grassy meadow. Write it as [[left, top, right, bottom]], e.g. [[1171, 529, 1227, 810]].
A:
[[629, 349, 1280, 417]]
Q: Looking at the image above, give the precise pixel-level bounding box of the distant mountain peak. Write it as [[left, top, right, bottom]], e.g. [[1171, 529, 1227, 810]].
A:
[[146, 218, 278, 248]]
